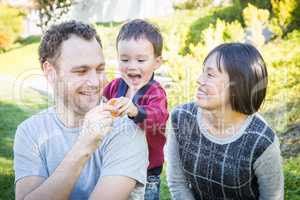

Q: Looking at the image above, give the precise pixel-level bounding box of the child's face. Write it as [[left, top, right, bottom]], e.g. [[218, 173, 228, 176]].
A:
[[117, 38, 161, 91], [196, 52, 231, 111]]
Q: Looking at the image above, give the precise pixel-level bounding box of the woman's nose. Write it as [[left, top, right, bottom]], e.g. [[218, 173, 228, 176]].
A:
[[197, 74, 205, 85]]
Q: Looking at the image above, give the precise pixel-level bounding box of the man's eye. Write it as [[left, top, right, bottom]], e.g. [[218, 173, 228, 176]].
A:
[[74, 70, 86, 74]]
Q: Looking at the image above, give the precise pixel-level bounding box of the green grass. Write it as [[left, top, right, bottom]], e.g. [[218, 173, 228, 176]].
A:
[[0, 81, 48, 200], [284, 156, 300, 199]]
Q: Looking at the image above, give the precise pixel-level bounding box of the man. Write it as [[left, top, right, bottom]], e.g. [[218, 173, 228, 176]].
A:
[[13, 21, 148, 200]]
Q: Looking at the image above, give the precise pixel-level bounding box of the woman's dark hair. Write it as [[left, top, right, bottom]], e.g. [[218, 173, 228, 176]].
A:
[[116, 19, 163, 57], [204, 43, 268, 114], [39, 20, 102, 68]]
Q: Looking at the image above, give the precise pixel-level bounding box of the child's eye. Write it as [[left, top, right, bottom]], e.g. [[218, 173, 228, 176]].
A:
[[121, 59, 128, 62], [138, 59, 146, 63]]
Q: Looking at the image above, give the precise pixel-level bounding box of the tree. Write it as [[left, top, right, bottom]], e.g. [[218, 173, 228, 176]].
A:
[[33, 0, 74, 32]]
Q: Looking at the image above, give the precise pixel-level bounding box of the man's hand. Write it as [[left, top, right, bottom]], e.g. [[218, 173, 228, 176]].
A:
[[109, 97, 138, 118], [76, 104, 115, 156]]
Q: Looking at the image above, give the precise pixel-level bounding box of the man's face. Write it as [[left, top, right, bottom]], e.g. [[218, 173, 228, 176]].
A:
[[117, 38, 161, 91], [51, 35, 106, 115]]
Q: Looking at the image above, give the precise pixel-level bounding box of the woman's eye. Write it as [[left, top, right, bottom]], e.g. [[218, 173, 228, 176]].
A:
[[208, 73, 214, 77]]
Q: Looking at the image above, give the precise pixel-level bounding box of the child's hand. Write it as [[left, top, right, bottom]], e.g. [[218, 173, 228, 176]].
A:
[[108, 97, 138, 117]]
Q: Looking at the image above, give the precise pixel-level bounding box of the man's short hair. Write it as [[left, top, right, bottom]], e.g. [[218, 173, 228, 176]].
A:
[[39, 20, 102, 68], [116, 19, 163, 57], [204, 43, 268, 115]]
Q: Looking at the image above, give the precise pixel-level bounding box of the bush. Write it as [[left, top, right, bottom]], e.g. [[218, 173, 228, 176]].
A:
[[0, 5, 25, 51], [271, 0, 298, 36], [174, 0, 213, 10], [242, 3, 270, 46], [236, 0, 272, 10], [181, 3, 243, 54]]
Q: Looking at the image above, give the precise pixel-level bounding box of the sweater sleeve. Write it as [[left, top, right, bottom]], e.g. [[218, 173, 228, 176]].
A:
[[102, 78, 120, 100], [130, 85, 169, 131], [166, 123, 196, 200], [253, 135, 284, 200]]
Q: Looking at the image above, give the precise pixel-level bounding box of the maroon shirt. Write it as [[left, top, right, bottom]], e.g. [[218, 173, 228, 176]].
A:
[[103, 76, 168, 171]]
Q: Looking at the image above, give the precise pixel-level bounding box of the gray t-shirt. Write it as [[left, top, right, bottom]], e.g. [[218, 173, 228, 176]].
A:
[[14, 107, 149, 200]]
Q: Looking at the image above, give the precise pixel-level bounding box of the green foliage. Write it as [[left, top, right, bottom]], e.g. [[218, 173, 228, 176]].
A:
[[236, 0, 272, 10], [260, 30, 300, 132], [271, 0, 298, 36], [202, 19, 244, 49], [174, 0, 213, 10], [243, 3, 270, 27], [284, 156, 300, 199], [243, 3, 270, 46], [182, 3, 243, 54], [0, 5, 25, 52], [289, 1, 300, 32]]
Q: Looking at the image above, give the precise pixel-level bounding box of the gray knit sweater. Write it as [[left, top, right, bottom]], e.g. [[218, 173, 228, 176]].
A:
[[166, 102, 284, 200]]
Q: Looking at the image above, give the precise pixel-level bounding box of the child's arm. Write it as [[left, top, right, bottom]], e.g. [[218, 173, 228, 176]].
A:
[[115, 86, 169, 131]]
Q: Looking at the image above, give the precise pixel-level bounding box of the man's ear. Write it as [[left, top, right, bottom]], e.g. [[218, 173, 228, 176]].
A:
[[42, 61, 57, 86], [154, 56, 163, 70]]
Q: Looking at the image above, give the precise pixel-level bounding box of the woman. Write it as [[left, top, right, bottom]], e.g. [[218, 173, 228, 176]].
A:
[[166, 43, 284, 200]]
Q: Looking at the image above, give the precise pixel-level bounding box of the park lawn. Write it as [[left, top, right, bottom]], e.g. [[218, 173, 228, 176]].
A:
[[0, 42, 40, 78]]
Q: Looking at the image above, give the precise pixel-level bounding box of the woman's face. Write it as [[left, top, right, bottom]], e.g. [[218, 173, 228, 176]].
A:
[[196, 52, 231, 111]]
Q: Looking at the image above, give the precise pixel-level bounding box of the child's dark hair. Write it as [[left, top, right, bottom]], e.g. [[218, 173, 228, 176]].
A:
[[116, 19, 163, 57], [204, 43, 268, 115]]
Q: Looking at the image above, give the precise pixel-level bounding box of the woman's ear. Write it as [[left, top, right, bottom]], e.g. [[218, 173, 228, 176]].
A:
[[154, 56, 163, 70], [42, 61, 57, 86]]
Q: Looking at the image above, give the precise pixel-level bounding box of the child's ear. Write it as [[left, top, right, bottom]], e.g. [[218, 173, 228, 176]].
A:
[[42, 61, 57, 86], [154, 56, 163, 70]]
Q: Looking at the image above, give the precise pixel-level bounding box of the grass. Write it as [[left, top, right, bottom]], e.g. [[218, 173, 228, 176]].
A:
[[0, 81, 48, 200]]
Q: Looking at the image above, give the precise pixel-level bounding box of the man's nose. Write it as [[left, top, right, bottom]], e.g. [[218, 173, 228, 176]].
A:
[[86, 70, 100, 86]]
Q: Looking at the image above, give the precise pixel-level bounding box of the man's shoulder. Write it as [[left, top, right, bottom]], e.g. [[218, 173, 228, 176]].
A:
[[19, 107, 54, 126], [16, 107, 56, 136]]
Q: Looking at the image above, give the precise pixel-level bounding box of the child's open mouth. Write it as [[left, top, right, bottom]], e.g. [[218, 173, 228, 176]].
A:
[[127, 74, 142, 79], [127, 73, 142, 86]]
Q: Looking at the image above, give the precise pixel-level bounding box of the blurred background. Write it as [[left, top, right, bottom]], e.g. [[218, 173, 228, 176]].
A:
[[0, 0, 299, 199]]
